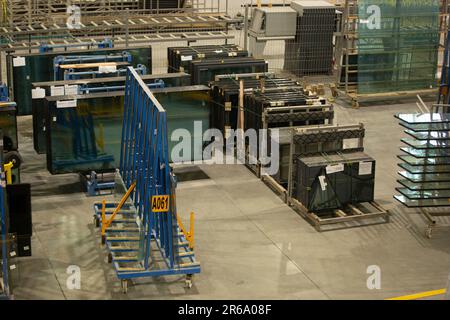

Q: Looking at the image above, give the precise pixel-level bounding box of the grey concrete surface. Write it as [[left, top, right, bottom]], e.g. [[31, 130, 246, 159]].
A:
[[10, 94, 450, 300]]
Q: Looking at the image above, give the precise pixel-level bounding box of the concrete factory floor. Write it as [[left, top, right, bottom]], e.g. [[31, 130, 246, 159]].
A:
[[9, 95, 450, 300]]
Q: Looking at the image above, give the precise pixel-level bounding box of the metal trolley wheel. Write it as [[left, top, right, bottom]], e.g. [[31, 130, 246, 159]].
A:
[[185, 274, 193, 289]]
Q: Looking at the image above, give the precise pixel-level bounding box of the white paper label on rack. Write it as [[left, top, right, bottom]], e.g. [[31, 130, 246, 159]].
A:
[[181, 55, 193, 61], [326, 163, 344, 175], [31, 87, 46, 99], [359, 161, 373, 176], [57, 99, 77, 109], [64, 85, 79, 95], [214, 50, 223, 54], [10, 264, 16, 270], [318, 175, 327, 191], [99, 65, 117, 73], [10, 251, 16, 257], [13, 56, 26, 67], [343, 138, 359, 150], [50, 86, 65, 97], [24, 246, 30, 251]]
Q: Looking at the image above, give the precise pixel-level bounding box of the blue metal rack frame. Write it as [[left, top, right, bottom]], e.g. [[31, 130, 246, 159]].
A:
[[93, 68, 200, 293], [53, 52, 133, 80]]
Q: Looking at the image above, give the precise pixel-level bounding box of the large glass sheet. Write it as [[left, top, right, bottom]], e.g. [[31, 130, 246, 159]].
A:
[[397, 187, 450, 199], [46, 87, 210, 174], [357, 0, 440, 94], [399, 162, 450, 174], [398, 171, 450, 183], [394, 195, 450, 207], [401, 138, 450, 149], [12, 47, 152, 115], [33, 73, 190, 155]]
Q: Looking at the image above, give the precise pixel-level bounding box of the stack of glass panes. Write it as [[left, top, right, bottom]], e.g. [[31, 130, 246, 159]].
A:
[[394, 113, 450, 207], [357, 0, 440, 94], [285, 0, 336, 76]]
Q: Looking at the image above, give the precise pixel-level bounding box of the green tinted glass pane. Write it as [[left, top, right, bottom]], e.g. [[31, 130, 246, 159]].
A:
[[401, 138, 450, 149], [33, 73, 190, 155], [399, 171, 450, 182], [358, 0, 440, 94], [398, 154, 450, 165], [399, 162, 450, 174], [47, 87, 210, 174], [401, 147, 450, 158], [405, 130, 450, 140], [398, 179, 450, 190], [397, 187, 450, 199], [394, 195, 450, 207], [13, 47, 151, 115]]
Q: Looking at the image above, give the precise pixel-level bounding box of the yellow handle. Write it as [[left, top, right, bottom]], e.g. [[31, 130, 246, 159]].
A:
[[101, 182, 136, 236], [3, 161, 13, 185]]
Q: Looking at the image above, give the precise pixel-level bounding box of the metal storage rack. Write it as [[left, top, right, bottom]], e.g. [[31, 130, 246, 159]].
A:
[[394, 113, 450, 238], [93, 68, 200, 293], [0, 1, 236, 52], [335, 0, 450, 108]]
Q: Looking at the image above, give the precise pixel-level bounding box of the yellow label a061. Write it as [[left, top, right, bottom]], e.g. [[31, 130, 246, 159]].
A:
[[151, 195, 170, 213]]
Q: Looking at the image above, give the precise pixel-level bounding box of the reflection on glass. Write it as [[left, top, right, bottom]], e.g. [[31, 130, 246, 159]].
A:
[[405, 129, 450, 140], [396, 113, 450, 124], [399, 170, 450, 182], [401, 147, 450, 158], [398, 154, 450, 166], [33, 74, 190, 154], [394, 195, 450, 208], [397, 187, 450, 199], [399, 162, 450, 174], [398, 179, 450, 191], [401, 138, 450, 149]]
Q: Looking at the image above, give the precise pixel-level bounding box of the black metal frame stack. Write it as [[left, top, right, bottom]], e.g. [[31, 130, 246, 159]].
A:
[[285, 1, 336, 76]]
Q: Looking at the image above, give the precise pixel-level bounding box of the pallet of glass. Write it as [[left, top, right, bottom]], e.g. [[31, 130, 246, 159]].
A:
[[394, 113, 450, 238], [262, 124, 389, 231], [167, 44, 248, 73], [9, 46, 152, 115], [335, 0, 443, 107], [44, 85, 211, 175], [32, 73, 190, 154], [190, 58, 269, 85], [209, 75, 303, 138]]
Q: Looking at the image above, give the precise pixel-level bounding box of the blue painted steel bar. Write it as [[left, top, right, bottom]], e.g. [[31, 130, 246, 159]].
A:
[[79, 79, 165, 94], [54, 52, 133, 80], [64, 65, 147, 81]]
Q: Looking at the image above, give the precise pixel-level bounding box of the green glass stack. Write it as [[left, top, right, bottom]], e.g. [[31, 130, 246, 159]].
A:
[[12, 46, 152, 115], [357, 0, 440, 94], [45, 86, 210, 174]]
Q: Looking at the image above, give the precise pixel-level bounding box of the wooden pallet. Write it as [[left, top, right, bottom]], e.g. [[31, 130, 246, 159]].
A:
[[260, 173, 390, 232]]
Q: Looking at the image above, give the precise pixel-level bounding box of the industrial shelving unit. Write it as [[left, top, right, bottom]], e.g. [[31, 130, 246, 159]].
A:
[[0, 0, 235, 52], [335, 0, 450, 108], [394, 113, 450, 238]]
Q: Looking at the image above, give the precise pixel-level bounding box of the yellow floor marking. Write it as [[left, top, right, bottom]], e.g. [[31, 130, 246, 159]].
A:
[[387, 289, 447, 300]]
